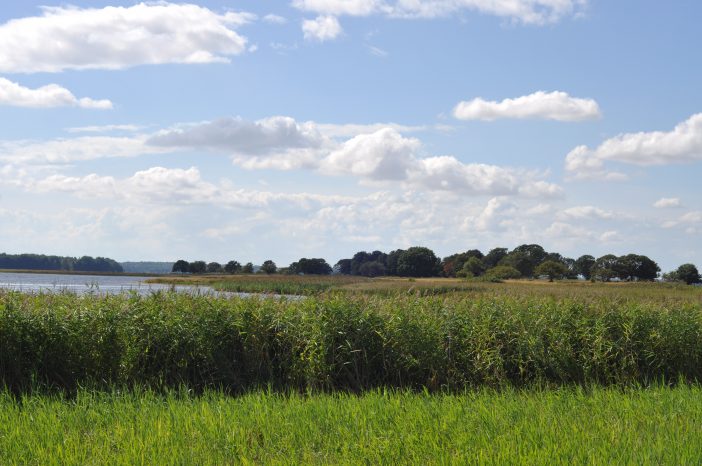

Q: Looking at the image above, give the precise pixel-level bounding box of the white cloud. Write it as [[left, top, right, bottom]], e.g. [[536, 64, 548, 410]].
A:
[[662, 211, 702, 230], [66, 124, 142, 134], [293, 0, 587, 24], [29, 166, 360, 210], [149, 116, 328, 155], [454, 91, 600, 122], [263, 14, 288, 24], [294, 0, 383, 16], [316, 122, 426, 137], [0, 3, 252, 73], [320, 128, 562, 197], [653, 197, 681, 209], [148, 116, 331, 170], [368, 45, 388, 57], [558, 205, 615, 220], [321, 128, 419, 180], [565, 113, 702, 178], [0, 136, 167, 165], [302, 16, 343, 41], [0, 77, 112, 109], [6, 117, 561, 199]]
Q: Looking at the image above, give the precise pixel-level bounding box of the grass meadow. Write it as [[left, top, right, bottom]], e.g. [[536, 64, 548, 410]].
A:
[[1, 278, 702, 463], [2, 386, 702, 464]]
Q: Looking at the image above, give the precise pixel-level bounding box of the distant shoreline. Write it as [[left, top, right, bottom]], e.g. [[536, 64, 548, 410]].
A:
[[0, 269, 167, 278]]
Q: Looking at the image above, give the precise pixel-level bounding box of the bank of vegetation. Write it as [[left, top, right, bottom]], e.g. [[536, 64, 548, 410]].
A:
[[2, 286, 702, 395], [0, 253, 123, 273], [169, 243, 701, 286]]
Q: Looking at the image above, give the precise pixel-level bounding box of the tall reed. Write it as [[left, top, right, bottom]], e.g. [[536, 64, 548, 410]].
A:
[[2, 290, 701, 394]]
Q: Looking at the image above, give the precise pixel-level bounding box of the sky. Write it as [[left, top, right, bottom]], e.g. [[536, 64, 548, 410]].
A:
[[0, 0, 700, 271]]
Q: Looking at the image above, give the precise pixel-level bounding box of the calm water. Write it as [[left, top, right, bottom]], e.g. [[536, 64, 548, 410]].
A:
[[0, 272, 204, 295]]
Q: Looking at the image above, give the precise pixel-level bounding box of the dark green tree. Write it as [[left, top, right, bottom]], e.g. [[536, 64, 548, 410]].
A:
[[385, 249, 405, 276], [503, 244, 547, 278], [206, 262, 223, 273], [224, 260, 241, 274], [458, 256, 485, 278], [535, 260, 568, 281], [574, 255, 596, 280], [242, 262, 254, 274], [486, 265, 521, 280], [591, 255, 618, 282], [358, 261, 386, 277], [396, 247, 441, 277], [333, 259, 352, 275], [289, 258, 333, 275], [172, 260, 190, 273], [442, 249, 484, 277], [482, 247, 508, 269], [261, 260, 277, 274], [188, 261, 207, 274], [674, 264, 701, 285]]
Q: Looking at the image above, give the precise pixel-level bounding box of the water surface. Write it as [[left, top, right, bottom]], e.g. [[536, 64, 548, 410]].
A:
[[0, 272, 200, 295]]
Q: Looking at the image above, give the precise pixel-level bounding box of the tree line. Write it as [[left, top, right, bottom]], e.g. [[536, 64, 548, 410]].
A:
[[0, 253, 123, 273], [171, 257, 333, 276], [172, 244, 701, 285]]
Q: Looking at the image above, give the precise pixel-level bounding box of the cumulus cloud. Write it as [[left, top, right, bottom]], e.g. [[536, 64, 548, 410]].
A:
[[293, 0, 383, 16], [653, 197, 681, 209], [302, 15, 343, 41], [565, 113, 702, 178], [148, 116, 331, 170], [0, 136, 167, 165], [316, 122, 426, 137], [321, 128, 419, 180], [293, 0, 587, 24], [558, 205, 615, 220], [0, 78, 112, 109], [30, 166, 360, 210], [453, 91, 600, 122], [0, 3, 251, 73], [149, 116, 328, 155], [7, 116, 561, 199], [320, 128, 562, 197]]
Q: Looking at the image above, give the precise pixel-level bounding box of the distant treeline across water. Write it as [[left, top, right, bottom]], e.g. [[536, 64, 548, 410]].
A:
[[0, 253, 123, 273]]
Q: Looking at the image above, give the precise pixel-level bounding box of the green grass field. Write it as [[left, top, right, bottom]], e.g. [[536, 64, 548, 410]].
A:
[[2, 280, 702, 463], [2, 386, 701, 464]]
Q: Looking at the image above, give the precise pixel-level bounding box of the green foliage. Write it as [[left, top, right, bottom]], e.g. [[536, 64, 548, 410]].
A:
[[485, 265, 521, 280], [260, 260, 277, 275], [242, 262, 254, 274], [4, 290, 702, 395], [0, 253, 123, 273], [188, 261, 207, 274], [288, 258, 333, 275], [457, 257, 485, 278], [396, 247, 440, 277], [2, 386, 702, 464], [575, 255, 596, 280], [534, 260, 568, 281], [206, 262, 223, 274], [672, 264, 702, 285], [171, 260, 189, 273], [357, 261, 386, 277], [224, 260, 241, 274]]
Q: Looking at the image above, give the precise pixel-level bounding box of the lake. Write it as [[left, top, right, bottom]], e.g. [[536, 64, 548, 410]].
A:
[[0, 272, 203, 295]]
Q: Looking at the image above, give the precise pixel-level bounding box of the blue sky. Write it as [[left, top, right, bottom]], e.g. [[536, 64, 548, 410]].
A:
[[0, 1, 700, 271]]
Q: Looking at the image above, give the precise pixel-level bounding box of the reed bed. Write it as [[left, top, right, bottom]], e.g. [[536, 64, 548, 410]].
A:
[[2, 290, 702, 394]]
